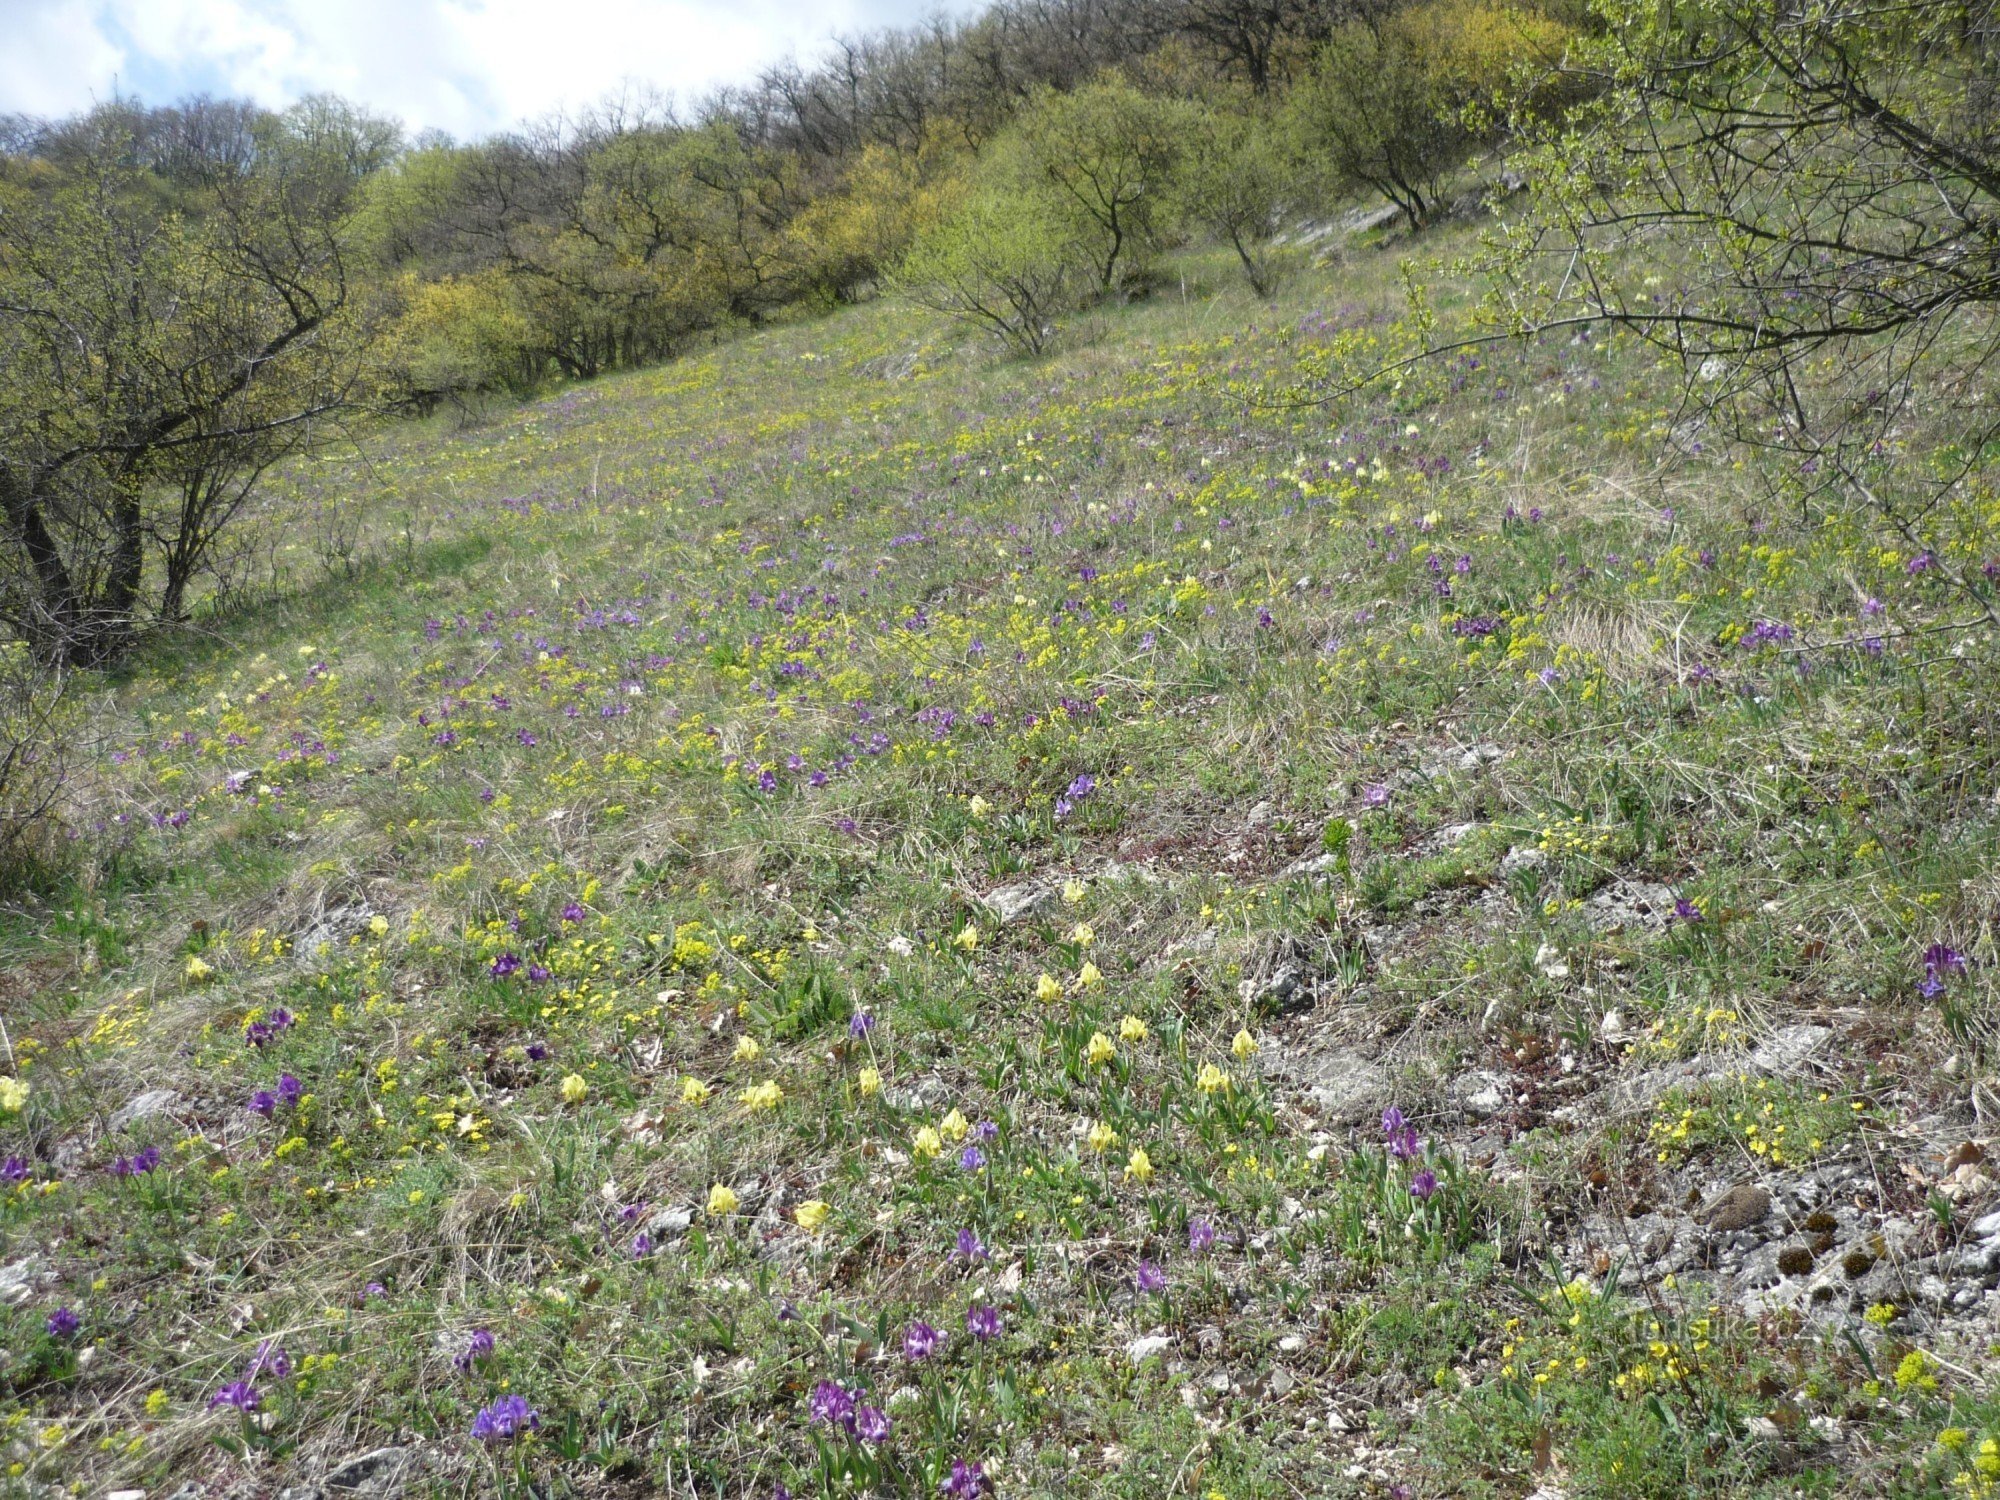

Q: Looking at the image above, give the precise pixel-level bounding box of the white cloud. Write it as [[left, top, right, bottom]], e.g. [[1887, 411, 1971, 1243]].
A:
[[0, 1, 127, 118], [0, 0, 981, 137]]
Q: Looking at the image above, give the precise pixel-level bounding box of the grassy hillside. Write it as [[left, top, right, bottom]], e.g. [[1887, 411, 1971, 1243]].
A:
[[5, 227, 2000, 1499]]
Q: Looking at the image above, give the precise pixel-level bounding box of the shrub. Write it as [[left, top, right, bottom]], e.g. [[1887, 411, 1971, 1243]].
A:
[[781, 142, 964, 305], [1290, 0, 1573, 230], [373, 269, 540, 412], [1170, 105, 1301, 296], [1001, 79, 1191, 294], [896, 182, 1091, 356]]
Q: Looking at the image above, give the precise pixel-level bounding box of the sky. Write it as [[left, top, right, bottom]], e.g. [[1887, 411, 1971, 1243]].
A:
[[0, 0, 987, 140]]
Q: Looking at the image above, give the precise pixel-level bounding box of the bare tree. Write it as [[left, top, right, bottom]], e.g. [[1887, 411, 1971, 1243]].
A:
[[0, 105, 363, 663]]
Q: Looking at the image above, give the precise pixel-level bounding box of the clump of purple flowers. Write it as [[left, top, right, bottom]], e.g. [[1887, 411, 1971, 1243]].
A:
[[1381, 1105, 1423, 1160], [247, 1074, 305, 1118], [46, 1306, 79, 1338], [1053, 772, 1095, 821], [210, 1380, 260, 1413], [809, 1378, 888, 1442], [1921, 943, 1968, 999], [470, 1394, 539, 1444], [108, 1145, 162, 1177], [454, 1328, 496, 1373], [244, 1008, 294, 1048], [247, 1340, 291, 1380], [940, 1458, 987, 1498]]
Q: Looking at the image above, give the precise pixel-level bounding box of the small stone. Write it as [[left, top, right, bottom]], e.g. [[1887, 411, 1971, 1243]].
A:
[[1695, 1184, 1771, 1232], [1747, 1024, 1833, 1075], [1945, 1141, 1986, 1172], [0, 1256, 48, 1308], [323, 1446, 417, 1495], [979, 883, 1047, 924], [109, 1089, 181, 1132], [1262, 1046, 1390, 1120], [1127, 1334, 1173, 1365]]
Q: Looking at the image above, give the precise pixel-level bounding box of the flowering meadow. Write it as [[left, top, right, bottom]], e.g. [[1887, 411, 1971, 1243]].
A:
[[5, 231, 2000, 1499]]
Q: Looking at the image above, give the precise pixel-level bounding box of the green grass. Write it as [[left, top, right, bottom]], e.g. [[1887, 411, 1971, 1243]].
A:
[[2, 232, 2000, 1497]]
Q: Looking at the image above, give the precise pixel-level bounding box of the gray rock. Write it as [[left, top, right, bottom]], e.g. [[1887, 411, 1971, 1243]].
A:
[[109, 1089, 180, 1132], [1281, 852, 1343, 881], [1499, 846, 1547, 875], [1582, 879, 1679, 933], [1338, 203, 1402, 236], [645, 1205, 695, 1239], [979, 882, 1048, 924], [1265, 1046, 1391, 1120], [1457, 742, 1505, 772], [1747, 1024, 1834, 1074], [0, 1256, 49, 1307], [324, 1445, 418, 1495], [1451, 1069, 1510, 1116]]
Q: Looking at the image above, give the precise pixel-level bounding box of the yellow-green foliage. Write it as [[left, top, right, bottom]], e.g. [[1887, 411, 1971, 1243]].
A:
[[1290, 0, 1574, 228], [373, 270, 537, 407], [997, 78, 1192, 293], [783, 141, 966, 303], [895, 174, 1092, 354]]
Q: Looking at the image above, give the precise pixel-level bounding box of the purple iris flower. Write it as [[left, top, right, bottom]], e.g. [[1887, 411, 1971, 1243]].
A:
[[903, 1320, 941, 1360], [247, 1340, 291, 1380], [941, 1458, 987, 1498], [1135, 1261, 1166, 1293], [1411, 1169, 1440, 1199], [1188, 1217, 1217, 1252], [210, 1380, 260, 1412], [454, 1328, 495, 1372], [966, 1304, 1001, 1342], [854, 1405, 891, 1443], [470, 1394, 538, 1444], [46, 1307, 79, 1338], [809, 1379, 857, 1431]]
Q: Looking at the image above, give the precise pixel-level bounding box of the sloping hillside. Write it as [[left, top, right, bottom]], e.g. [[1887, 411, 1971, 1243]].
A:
[[5, 231, 2000, 1499]]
